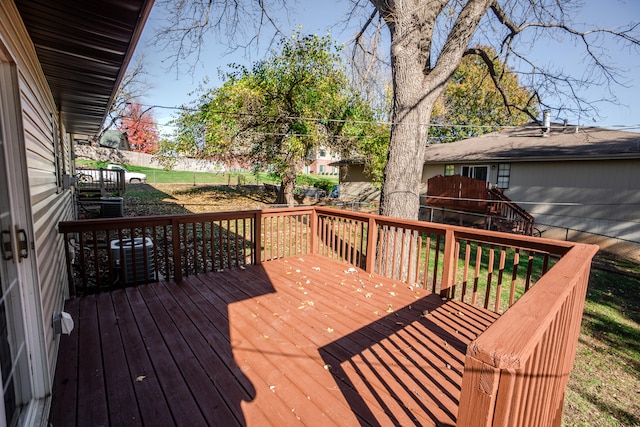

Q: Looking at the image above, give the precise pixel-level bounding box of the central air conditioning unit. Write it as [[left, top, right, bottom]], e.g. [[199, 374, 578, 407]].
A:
[[110, 237, 156, 284]]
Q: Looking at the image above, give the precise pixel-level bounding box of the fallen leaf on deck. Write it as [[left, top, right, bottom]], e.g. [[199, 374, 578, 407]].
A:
[[389, 291, 397, 297], [386, 304, 394, 313], [298, 300, 315, 309], [327, 327, 334, 333], [136, 376, 146, 382], [365, 293, 372, 298], [270, 385, 276, 392], [323, 364, 332, 370], [312, 267, 321, 271]]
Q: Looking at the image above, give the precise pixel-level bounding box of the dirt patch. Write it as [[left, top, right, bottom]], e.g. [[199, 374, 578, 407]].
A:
[[121, 183, 326, 216]]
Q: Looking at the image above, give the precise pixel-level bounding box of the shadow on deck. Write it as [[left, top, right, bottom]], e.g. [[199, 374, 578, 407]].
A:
[[50, 255, 497, 426]]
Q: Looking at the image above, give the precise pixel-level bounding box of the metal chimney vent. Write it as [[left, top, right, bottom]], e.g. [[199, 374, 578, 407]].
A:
[[542, 111, 551, 136]]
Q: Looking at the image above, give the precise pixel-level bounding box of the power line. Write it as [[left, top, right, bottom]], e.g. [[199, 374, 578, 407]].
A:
[[126, 103, 640, 131]]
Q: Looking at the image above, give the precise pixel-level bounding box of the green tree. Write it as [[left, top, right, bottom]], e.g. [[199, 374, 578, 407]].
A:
[[430, 46, 536, 143], [358, 48, 536, 185], [166, 32, 378, 204], [156, 1, 639, 220]]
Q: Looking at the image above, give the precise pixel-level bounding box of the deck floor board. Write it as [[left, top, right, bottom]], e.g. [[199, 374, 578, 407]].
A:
[[50, 255, 499, 426]]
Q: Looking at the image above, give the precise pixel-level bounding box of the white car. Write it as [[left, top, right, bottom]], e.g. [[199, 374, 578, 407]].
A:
[[78, 164, 146, 184], [105, 164, 146, 183]]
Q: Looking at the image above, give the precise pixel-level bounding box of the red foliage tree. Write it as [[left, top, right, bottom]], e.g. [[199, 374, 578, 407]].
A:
[[119, 102, 159, 154]]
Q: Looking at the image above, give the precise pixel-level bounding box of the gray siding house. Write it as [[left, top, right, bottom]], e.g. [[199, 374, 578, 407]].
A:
[[0, 1, 151, 424], [422, 123, 640, 245]]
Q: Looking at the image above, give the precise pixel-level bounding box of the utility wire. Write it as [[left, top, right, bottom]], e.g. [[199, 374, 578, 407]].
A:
[[124, 103, 640, 131]]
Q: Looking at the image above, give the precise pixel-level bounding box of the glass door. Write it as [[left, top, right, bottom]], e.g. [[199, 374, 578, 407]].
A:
[[0, 80, 31, 427]]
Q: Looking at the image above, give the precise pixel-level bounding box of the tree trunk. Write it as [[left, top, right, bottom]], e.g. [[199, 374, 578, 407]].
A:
[[276, 171, 296, 205], [379, 27, 440, 220], [376, 0, 493, 220]]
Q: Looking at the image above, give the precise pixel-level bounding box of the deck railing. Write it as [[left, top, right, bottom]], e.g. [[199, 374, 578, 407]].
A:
[[58, 206, 597, 426], [76, 168, 126, 195]]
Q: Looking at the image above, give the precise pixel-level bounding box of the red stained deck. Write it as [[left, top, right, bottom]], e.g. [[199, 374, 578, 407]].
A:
[[50, 254, 499, 426]]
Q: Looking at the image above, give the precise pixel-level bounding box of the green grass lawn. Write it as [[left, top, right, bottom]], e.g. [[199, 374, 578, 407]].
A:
[[563, 257, 640, 426], [75, 159, 338, 187]]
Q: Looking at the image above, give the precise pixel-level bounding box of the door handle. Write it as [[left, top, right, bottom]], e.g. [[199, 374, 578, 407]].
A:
[[1, 230, 13, 261], [16, 228, 28, 261]]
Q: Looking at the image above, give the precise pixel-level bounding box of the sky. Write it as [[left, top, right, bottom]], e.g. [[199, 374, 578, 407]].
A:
[[134, 0, 640, 133]]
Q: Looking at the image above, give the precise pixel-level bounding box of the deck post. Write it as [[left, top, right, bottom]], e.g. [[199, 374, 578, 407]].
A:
[[365, 216, 377, 273], [254, 210, 262, 264], [457, 356, 501, 427], [171, 218, 183, 283], [440, 228, 456, 298]]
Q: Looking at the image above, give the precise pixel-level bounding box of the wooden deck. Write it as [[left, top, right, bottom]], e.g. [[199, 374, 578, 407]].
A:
[[50, 254, 500, 426]]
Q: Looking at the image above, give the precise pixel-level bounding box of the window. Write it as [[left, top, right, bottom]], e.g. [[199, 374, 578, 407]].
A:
[[319, 149, 326, 157], [319, 165, 326, 173], [497, 163, 511, 189], [444, 164, 454, 176], [461, 165, 488, 181]]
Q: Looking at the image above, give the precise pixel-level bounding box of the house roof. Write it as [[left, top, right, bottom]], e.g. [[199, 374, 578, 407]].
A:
[[423, 123, 640, 163], [14, 0, 154, 136], [100, 129, 129, 149]]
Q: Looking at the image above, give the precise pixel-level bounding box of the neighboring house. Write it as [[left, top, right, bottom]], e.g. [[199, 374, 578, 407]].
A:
[[0, 1, 151, 425], [100, 129, 131, 150], [329, 158, 381, 202], [422, 122, 640, 244], [304, 146, 340, 175]]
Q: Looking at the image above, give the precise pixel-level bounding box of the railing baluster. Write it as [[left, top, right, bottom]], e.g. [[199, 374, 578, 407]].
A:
[[510, 249, 520, 307], [461, 241, 471, 303], [432, 235, 441, 293], [472, 244, 482, 306], [484, 245, 495, 309], [423, 234, 430, 289], [495, 247, 507, 312]]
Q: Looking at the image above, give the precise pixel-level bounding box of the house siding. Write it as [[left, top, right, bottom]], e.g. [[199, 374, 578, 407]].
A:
[[338, 164, 381, 202], [1, 1, 72, 383], [422, 158, 640, 244], [505, 159, 640, 241]]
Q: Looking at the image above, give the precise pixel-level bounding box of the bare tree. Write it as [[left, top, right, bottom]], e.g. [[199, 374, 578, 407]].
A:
[[102, 55, 153, 139], [153, 0, 640, 219]]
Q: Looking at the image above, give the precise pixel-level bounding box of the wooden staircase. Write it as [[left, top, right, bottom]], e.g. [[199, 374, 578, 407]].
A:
[[488, 188, 535, 235], [424, 175, 535, 235]]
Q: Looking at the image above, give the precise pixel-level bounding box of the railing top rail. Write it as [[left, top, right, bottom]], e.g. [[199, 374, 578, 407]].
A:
[[58, 209, 262, 233], [314, 206, 569, 254], [59, 205, 573, 256], [466, 243, 598, 370], [261, 206, 315, 216]]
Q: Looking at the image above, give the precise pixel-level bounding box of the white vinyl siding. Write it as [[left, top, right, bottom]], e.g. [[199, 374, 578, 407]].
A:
[[1, 0, 73, 397]]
